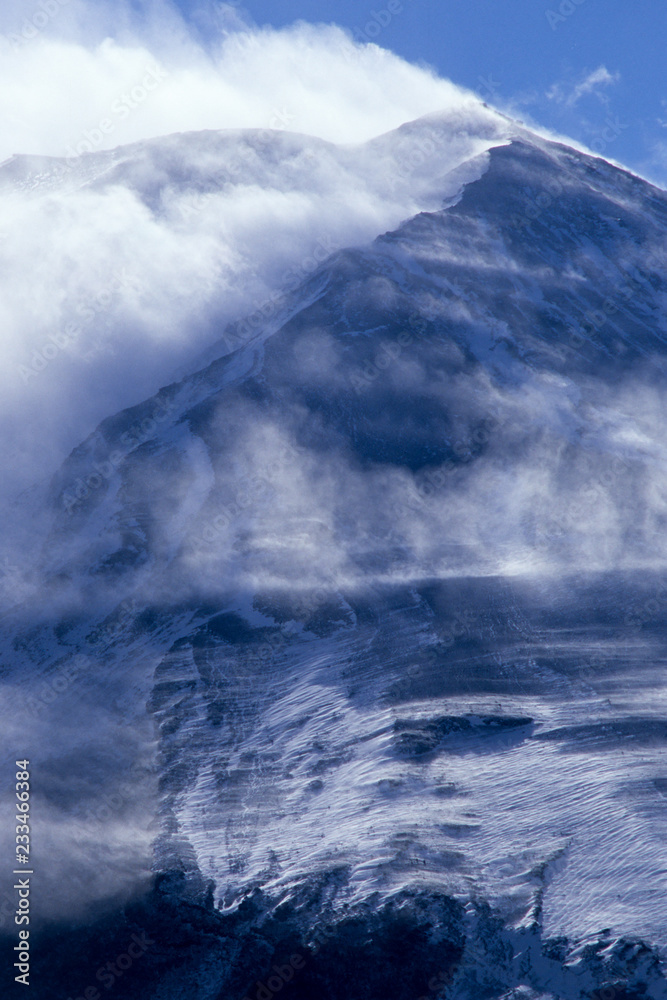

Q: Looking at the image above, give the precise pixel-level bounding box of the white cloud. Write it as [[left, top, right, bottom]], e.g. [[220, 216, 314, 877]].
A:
[[0, 2, 512, 524], [547, 65, 620, 108], [0, 4, 479, 158]]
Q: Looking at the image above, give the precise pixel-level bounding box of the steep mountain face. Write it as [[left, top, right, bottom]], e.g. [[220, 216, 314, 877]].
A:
[[2, 121, 667, 1000], [0, 101, 509, 512], [42, 132, 667, 582]]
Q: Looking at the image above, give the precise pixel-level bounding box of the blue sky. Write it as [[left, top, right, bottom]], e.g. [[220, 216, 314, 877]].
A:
[[179, 0, 667, 186]]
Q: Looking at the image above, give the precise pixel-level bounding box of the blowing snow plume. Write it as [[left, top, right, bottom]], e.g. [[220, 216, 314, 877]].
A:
[[2, 6, 667, 1000], [0, 2, 510, 519]]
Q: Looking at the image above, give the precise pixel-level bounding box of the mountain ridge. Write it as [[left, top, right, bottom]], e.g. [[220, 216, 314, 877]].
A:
[[2, 113, 667, 999]]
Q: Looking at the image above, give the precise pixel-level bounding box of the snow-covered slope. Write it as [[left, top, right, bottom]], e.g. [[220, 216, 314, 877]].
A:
[[0, 99, 513, 509], [2, 118, 667, 1000]]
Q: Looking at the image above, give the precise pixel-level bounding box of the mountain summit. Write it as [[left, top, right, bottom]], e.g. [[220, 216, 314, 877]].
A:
[[2, 114, 667, 1000]]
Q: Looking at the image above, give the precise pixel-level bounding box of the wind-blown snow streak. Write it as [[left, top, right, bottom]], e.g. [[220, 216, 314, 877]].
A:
[[1, 117, 667, 999], [0, 103, 509, 515]]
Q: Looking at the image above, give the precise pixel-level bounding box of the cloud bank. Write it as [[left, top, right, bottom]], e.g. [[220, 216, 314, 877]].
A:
[[0, 2, 509, 518], [0, 2, 477, 158], [547, 65, 620, 109], [1, 6, 666, 933]]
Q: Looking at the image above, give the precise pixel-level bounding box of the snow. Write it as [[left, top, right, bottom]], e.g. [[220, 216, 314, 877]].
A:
[[2, 109, 667, 997]]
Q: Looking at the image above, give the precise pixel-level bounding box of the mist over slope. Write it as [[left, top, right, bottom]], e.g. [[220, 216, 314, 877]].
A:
[[1, 111, 667, 1000], [0, 100, 509, 518], [36, 129, 667, 590]]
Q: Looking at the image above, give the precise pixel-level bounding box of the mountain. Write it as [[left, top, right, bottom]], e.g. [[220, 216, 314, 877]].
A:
[[0, 101, 511, 513], [2, 113, 667, 1000]]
